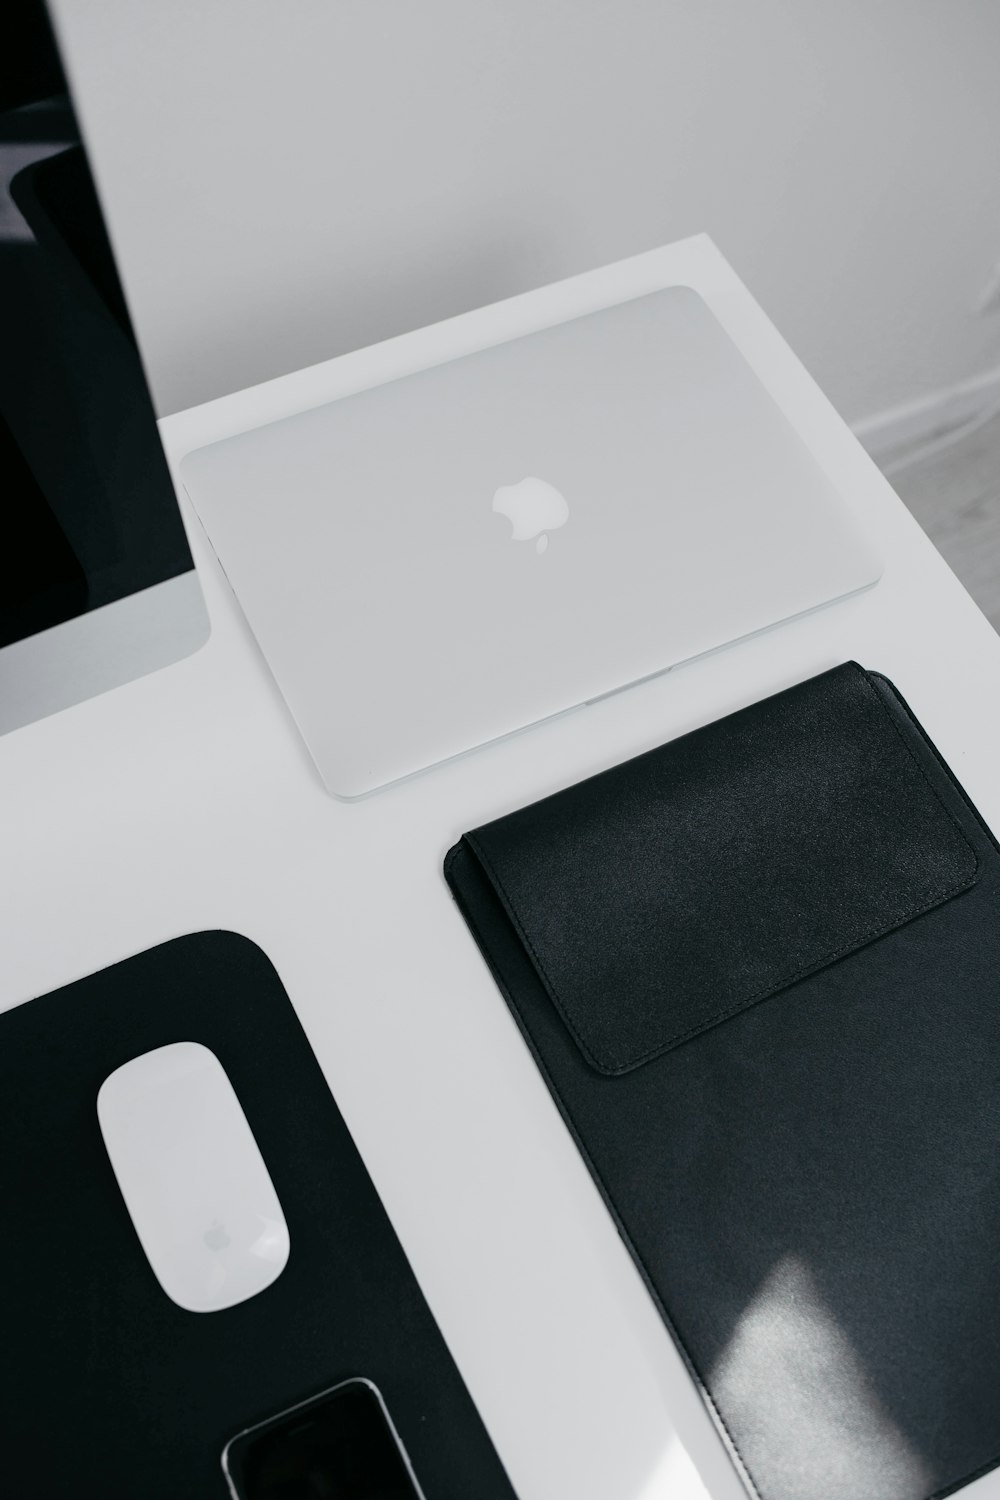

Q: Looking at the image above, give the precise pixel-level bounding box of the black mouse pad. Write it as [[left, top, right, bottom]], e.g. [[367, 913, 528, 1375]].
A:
[[0, 931, 515, 1499]]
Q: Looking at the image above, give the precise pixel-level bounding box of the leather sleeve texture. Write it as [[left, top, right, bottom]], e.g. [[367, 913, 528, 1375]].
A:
[[446, 662, 999, 1500]]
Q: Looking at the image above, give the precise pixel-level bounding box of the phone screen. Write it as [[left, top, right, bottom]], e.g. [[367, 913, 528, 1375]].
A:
[[222, 1379, 423, 1500]]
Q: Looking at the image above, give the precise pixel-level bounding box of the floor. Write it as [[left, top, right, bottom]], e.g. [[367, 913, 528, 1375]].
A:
[[882, 406, 1000, 633]]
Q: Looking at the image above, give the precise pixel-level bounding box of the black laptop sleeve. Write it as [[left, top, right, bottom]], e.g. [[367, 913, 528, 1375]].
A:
[[445, 662, 1000, 1500]]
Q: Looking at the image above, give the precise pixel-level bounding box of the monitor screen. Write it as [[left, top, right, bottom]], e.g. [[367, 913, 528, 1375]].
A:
[[0, 0, 208, 732]]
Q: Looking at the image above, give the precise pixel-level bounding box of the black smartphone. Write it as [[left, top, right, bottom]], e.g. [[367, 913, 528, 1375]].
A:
[[221, 1378, 425, 1500]]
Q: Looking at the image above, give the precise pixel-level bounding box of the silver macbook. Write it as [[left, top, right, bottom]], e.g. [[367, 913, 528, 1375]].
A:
[[181, 277, 881, 797]]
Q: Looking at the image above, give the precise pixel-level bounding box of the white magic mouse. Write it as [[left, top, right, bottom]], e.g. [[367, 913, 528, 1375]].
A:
[[97, 1041, 290, 1313]]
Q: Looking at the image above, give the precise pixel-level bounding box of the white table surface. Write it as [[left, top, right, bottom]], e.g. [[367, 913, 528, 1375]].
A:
[[4, 234, 1000, 1500]]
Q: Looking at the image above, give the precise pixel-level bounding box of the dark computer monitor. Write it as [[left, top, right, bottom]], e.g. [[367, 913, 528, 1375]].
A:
[[0, 0, 208, 733]]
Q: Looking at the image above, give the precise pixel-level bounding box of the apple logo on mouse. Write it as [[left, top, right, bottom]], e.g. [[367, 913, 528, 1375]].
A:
[[493, 476, 569, 555], [203, 1221, 231, 1252]]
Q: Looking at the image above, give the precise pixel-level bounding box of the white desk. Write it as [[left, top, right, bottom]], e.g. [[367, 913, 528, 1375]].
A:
[[3, 235, 1000, 1500]]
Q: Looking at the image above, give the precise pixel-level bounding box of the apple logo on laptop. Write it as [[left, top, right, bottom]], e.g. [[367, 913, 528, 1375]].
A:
[[493, 476, 569, 555]]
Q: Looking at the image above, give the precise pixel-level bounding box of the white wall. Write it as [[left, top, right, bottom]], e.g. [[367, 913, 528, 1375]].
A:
[[51, 1, 1000, 426]]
